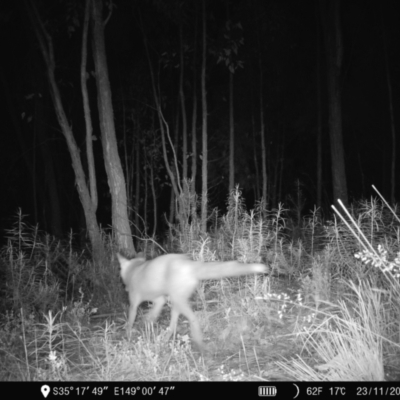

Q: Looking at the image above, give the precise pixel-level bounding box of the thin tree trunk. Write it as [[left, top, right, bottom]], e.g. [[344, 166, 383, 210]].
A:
[[81, 0, 98, 210], [316, 0, 322, 208], [249, 68, 260, 200], [201, 0, 208, 233], [32, 123, 38, 223], [140, 14, 182, 204], [276, 124, 286, 206], [227, 1, 234, 192], [144, 162, 148, 235], [170, 98, 180, 224], [179, 22, 188, 183], [135, 126, 140, 237], [91, 0, 134, 253], [259, 61, 267, 206], [27, 0, 104, 264], [150, 156, 157, 236], [169, 189, 175, 225], [278, 139, 284, 203], [320, 0, 348, 206], [229, 71, 235, 192], [381, 8, 397, 204], [255, 2, 267, 207], [191, 92, 198, 193], [252, 113, 260, 200], [191, 2, 198, 199], [121, 91, 130, 219], [272, 140, 279, 207]]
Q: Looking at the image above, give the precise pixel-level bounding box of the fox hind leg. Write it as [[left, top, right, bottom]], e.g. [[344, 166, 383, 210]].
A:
[[169, 299, 204, 350], [165, 306, 180, 342]]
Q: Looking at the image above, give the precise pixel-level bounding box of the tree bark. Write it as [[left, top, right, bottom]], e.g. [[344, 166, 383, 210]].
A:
[[229, 71, 235, 192], [135, 126, 140, 237], [191, 2, 198, 200], [201, 0, 208, 233], [179, 22, 188, 183], [381, 8, 397, 204], [320, 0, 348, 206], [82, 0, 98, 211], [27, 0, 104, 264], [259, 59, 267, 206], [91, 0, 134, 253], [315, 0, 322, 208], [150, 155, 157, 236], [227, 1, 235, 192], [252, 112, 260, 200], [255, 1, 267, 207]]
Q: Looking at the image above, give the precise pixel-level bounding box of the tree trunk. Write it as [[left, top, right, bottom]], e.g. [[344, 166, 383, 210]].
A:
[[249, 67, 260, 200], [179, 22, 188, 183], [169, 187, 175, 226], [227, 1, 235, 193], [144, 163, 148, 234], [191, 90, 198, 194], [121, 90, 130, 220], [91, 0, 134, 254], [229, 71, 235, 192], [135, 127, 140, 238], [150, 156, 157, 236], [252, 113, 260, 200], [169, 97, 180, 224], [27, 0, 104, 264], [201, 0, 208, 233], [381, 8, 397, 204], [191, 3, 198, 200], [320, 0, 348, 206], [140, 14, 182, 208], [255, 2, 267, 207], [82, 0, 98, 211], [315, 0, 323, 208], [259, 60, 267, 206], [278, 139, 284, 204]]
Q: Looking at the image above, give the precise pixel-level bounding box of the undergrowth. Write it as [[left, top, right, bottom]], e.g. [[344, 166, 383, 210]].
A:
[[0, 190, 399, 381]]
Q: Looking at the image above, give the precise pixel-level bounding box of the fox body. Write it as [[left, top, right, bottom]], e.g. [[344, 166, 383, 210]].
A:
[[117, 252, 267, 349]]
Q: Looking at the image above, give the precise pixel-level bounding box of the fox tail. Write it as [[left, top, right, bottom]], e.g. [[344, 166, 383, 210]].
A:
[[195, 260, 267, 281]]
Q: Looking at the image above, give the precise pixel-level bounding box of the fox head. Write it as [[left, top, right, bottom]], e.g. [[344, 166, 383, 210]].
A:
[[116, 252, 146, 289]]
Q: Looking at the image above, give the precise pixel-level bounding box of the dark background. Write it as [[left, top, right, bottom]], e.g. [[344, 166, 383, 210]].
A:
[[0, 0, 399, 240]]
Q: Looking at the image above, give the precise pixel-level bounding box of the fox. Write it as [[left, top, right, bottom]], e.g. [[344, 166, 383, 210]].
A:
[[117, 252, 267, 350]]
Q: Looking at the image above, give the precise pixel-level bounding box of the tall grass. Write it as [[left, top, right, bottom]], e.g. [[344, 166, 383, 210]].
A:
[[277, 197, 400, 381], [1, 194, 400, 381]]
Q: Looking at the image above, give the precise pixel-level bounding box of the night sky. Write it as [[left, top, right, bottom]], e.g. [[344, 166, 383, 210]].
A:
[[0, 0, 399, 240]]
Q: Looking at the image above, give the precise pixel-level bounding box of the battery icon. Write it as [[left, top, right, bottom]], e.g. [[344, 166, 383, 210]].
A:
[[258, 386, 277, 397]]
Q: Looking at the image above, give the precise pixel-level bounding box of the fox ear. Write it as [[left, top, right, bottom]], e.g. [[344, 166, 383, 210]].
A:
[[116, 252, 127, 263]]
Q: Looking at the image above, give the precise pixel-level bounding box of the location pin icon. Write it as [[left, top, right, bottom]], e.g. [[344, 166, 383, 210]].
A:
[[41, 385, 50, 398]]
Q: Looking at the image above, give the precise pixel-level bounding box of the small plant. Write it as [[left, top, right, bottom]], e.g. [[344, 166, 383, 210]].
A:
[[66, 287, 98, 329], [355, 244, 400, 279]]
